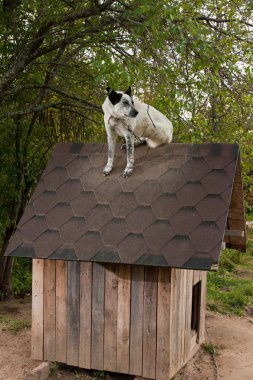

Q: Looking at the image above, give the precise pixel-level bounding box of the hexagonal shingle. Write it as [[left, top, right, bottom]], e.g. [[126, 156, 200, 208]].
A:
[[202, 169, 231, 194], [75, 231, 103, 260], [59, 216, 87, 244], [196, 195, 226, 222], [135, 180, 163, 205], [126, 206, 155, 233], [111, 192, 138, 218], [66, 156, 91, 178], [95, 179, 122, 203], [20, 215, 47, 243], [143, 220, 174, 250], [80, 167, 106, 191], [43, 166, 68, 190], [86, 204, 113, 230], [33, 191, 58, 214], [46, 202, 73, 228], [34, 229, 61, 258], [141, 156, 167, 179], [182, 157, 209, 182], [117, 233, 147, 263], [177, 182, 206, 207], [159, 168, 186, 193], [71, 191, 97, 216], [162, 235, 195, 267], [170, 207, 201, 235], [101, 218, 129, 245], [152, 193, 181, 219], [190, 222, 221, 252], [57, 179, 82, 202]]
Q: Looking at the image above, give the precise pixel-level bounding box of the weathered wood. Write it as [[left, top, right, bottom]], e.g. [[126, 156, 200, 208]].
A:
[[117, 264, 131, 374], [55, 260, 67, 363], [130, 266, 145, 377], [198, 271, 207, 344], [169, 268, 177, 377], [91, 263, 105, 370], [142, 267, 158, 379], [183, 269, 193, 364], [225, 229, 245, 237], [31, 259, 44, 360], [67, 261, 80, 366], [104, 264, 118, 372], [44, 260, 56, 361], [156, 268, 171, 380], [79, 262, 92, 369]]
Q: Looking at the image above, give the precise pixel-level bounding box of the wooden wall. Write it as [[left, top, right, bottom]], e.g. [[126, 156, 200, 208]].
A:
[[32, 259, 206, 380]]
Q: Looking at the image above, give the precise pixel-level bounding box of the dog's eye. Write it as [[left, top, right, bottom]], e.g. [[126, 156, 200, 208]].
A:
[[123, 100, 129, 106], [132, 100, 134, 105]]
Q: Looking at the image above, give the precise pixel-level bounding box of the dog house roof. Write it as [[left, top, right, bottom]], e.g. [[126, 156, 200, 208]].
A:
[[5, 142, 246, 270]]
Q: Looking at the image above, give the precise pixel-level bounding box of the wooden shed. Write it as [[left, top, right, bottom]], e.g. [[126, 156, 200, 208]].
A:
[[6, 142, 246, 379]]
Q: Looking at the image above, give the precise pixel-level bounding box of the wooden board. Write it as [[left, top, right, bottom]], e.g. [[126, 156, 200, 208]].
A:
[[156, 268, 171, 380], [67, 261, 80, 366], [104, 264, 118, 372], [44, 259, 56, 361], [142, 266, 158, 379], [129, 266, 144, 377], [56, 260, 67, 363], [31, 259, 44, 360], [79, 262, 92, 369], [117, 264, 131, 374], [91, 263, 105, 370]]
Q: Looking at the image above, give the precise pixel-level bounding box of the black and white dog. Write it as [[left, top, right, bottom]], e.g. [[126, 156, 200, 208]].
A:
[[102, 87, 173, 177]]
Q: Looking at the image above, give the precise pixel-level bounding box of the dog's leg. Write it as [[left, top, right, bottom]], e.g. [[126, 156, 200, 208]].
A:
[[103, 131, 117, 176], [122, 132, 135, 177], [121, 137, 146, 151]]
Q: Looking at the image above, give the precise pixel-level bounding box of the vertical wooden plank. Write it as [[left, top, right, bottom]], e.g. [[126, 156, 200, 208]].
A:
[[79, 262, 92, 369], [56, 260, 67, 364], [156, 267, 171, 380], [198, 271, 207, 344], [180, 269, 187, 368], [67, 261, 80, 366], [184, 269, 193, 362], [117, 264, 131, 374], [91, 263, 105, 370], [44, 259, 56, 361], [169, 268, 177, 378], [104, 264, 118, 372], [129, 265, 144, 376], [142, 266, 158, 379], [31, 259, 44, 360]]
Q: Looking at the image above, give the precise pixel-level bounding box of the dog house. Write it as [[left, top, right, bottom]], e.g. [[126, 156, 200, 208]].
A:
[[6, 142, 246, 379]]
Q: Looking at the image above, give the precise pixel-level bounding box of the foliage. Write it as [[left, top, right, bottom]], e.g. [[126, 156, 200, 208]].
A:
[[207, 227, 253, 315], [201, 342, 219, 356], [0, 0, 252, 291], [0, 315, 31, 334], [12, 258, 32, 296]]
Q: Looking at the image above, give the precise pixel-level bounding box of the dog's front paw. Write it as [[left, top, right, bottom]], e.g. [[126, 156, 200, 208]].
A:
[[103, 165, 112, 176], [122, 168, 133, 178]]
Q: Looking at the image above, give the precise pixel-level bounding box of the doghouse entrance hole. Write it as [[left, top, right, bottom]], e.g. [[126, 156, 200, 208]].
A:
[[191, 281, 201, 332]]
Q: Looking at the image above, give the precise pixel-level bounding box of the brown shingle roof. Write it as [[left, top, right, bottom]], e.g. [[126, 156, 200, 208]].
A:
[[5, 142, 246, 270]]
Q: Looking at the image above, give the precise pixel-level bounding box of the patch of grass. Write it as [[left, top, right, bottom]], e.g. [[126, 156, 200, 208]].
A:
[[207, 227, 253, 316], [202, 342, 219, 356], [12, 258, 32, 296], [0, 315, 31, 334]]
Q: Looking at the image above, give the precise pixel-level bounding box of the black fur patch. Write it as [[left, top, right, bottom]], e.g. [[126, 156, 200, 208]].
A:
[[108, 90, 122, 105], [125, 86, 131, 96]]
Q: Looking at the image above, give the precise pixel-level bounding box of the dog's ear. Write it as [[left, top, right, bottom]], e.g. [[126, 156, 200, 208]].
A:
[[108, 90, 122, 105], [125, 86, 132, 96], [106, 87, 111, 94]]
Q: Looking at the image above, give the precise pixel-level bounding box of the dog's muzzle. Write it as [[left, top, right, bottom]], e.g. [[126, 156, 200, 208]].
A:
[[129, 109, 139, 118]]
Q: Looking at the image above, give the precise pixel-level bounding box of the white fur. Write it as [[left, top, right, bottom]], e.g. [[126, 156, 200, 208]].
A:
[[102, 90, 173, 177]]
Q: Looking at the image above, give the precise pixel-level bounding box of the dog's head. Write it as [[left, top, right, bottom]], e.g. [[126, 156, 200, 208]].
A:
[[106, 86, 138, 118]]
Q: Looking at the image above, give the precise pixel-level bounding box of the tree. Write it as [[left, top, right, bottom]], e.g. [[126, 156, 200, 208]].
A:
[[0, 0, 252, 295]]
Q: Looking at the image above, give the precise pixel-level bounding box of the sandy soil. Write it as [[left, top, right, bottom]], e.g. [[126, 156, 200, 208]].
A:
[[0, 298, 253, 380]]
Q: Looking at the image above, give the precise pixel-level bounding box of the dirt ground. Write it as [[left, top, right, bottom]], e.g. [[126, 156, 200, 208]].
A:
[[0, 297, 253, 380]]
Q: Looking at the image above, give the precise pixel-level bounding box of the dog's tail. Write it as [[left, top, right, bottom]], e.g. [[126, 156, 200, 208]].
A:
[[146, 139, 164, 148]]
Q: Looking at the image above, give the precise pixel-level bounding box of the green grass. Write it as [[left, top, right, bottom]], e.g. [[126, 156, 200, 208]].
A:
[[207, 227, 253, 316], [202, 342, 219, 356], [0, 315, 31, 334]]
